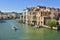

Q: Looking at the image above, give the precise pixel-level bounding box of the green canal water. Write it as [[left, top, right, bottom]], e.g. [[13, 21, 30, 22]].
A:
[[0, 20, 60, 40]]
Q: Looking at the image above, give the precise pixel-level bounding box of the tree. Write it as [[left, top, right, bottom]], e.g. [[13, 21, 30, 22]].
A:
[[46, 19, 57, 29]]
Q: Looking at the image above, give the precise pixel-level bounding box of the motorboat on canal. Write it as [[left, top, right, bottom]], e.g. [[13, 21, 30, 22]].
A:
[[12, 26, 17, 31]]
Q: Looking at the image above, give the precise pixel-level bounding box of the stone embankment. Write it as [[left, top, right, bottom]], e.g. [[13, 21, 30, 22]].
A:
[[42, 25, 57, 30]]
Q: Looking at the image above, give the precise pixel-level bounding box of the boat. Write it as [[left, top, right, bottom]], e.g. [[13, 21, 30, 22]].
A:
[[12, 26, 17, 31], [35, 25, 40, 28]]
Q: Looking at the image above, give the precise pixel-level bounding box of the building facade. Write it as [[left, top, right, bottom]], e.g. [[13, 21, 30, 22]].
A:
[[0, 12, 18, 20], [20, 5, 60, 26]]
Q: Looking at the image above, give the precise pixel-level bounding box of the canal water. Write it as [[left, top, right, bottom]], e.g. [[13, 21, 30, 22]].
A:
[[0, 20, 60, 40]]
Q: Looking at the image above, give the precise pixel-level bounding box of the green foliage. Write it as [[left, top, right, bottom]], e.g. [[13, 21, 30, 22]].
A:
[[46, 19, 57, 27]]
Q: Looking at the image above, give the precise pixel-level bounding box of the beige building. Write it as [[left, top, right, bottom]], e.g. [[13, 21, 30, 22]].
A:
[[20, 5, 60, 26], [0, 12, 17, 19]]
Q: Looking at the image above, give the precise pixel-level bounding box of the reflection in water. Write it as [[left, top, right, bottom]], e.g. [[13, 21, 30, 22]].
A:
[[0, 20, 6, 23], [22, 24, 59, 40], [0, 20, 60, 40]]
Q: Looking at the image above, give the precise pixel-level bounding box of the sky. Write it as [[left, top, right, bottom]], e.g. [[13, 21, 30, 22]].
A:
[[0, 0, 60, 13]]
